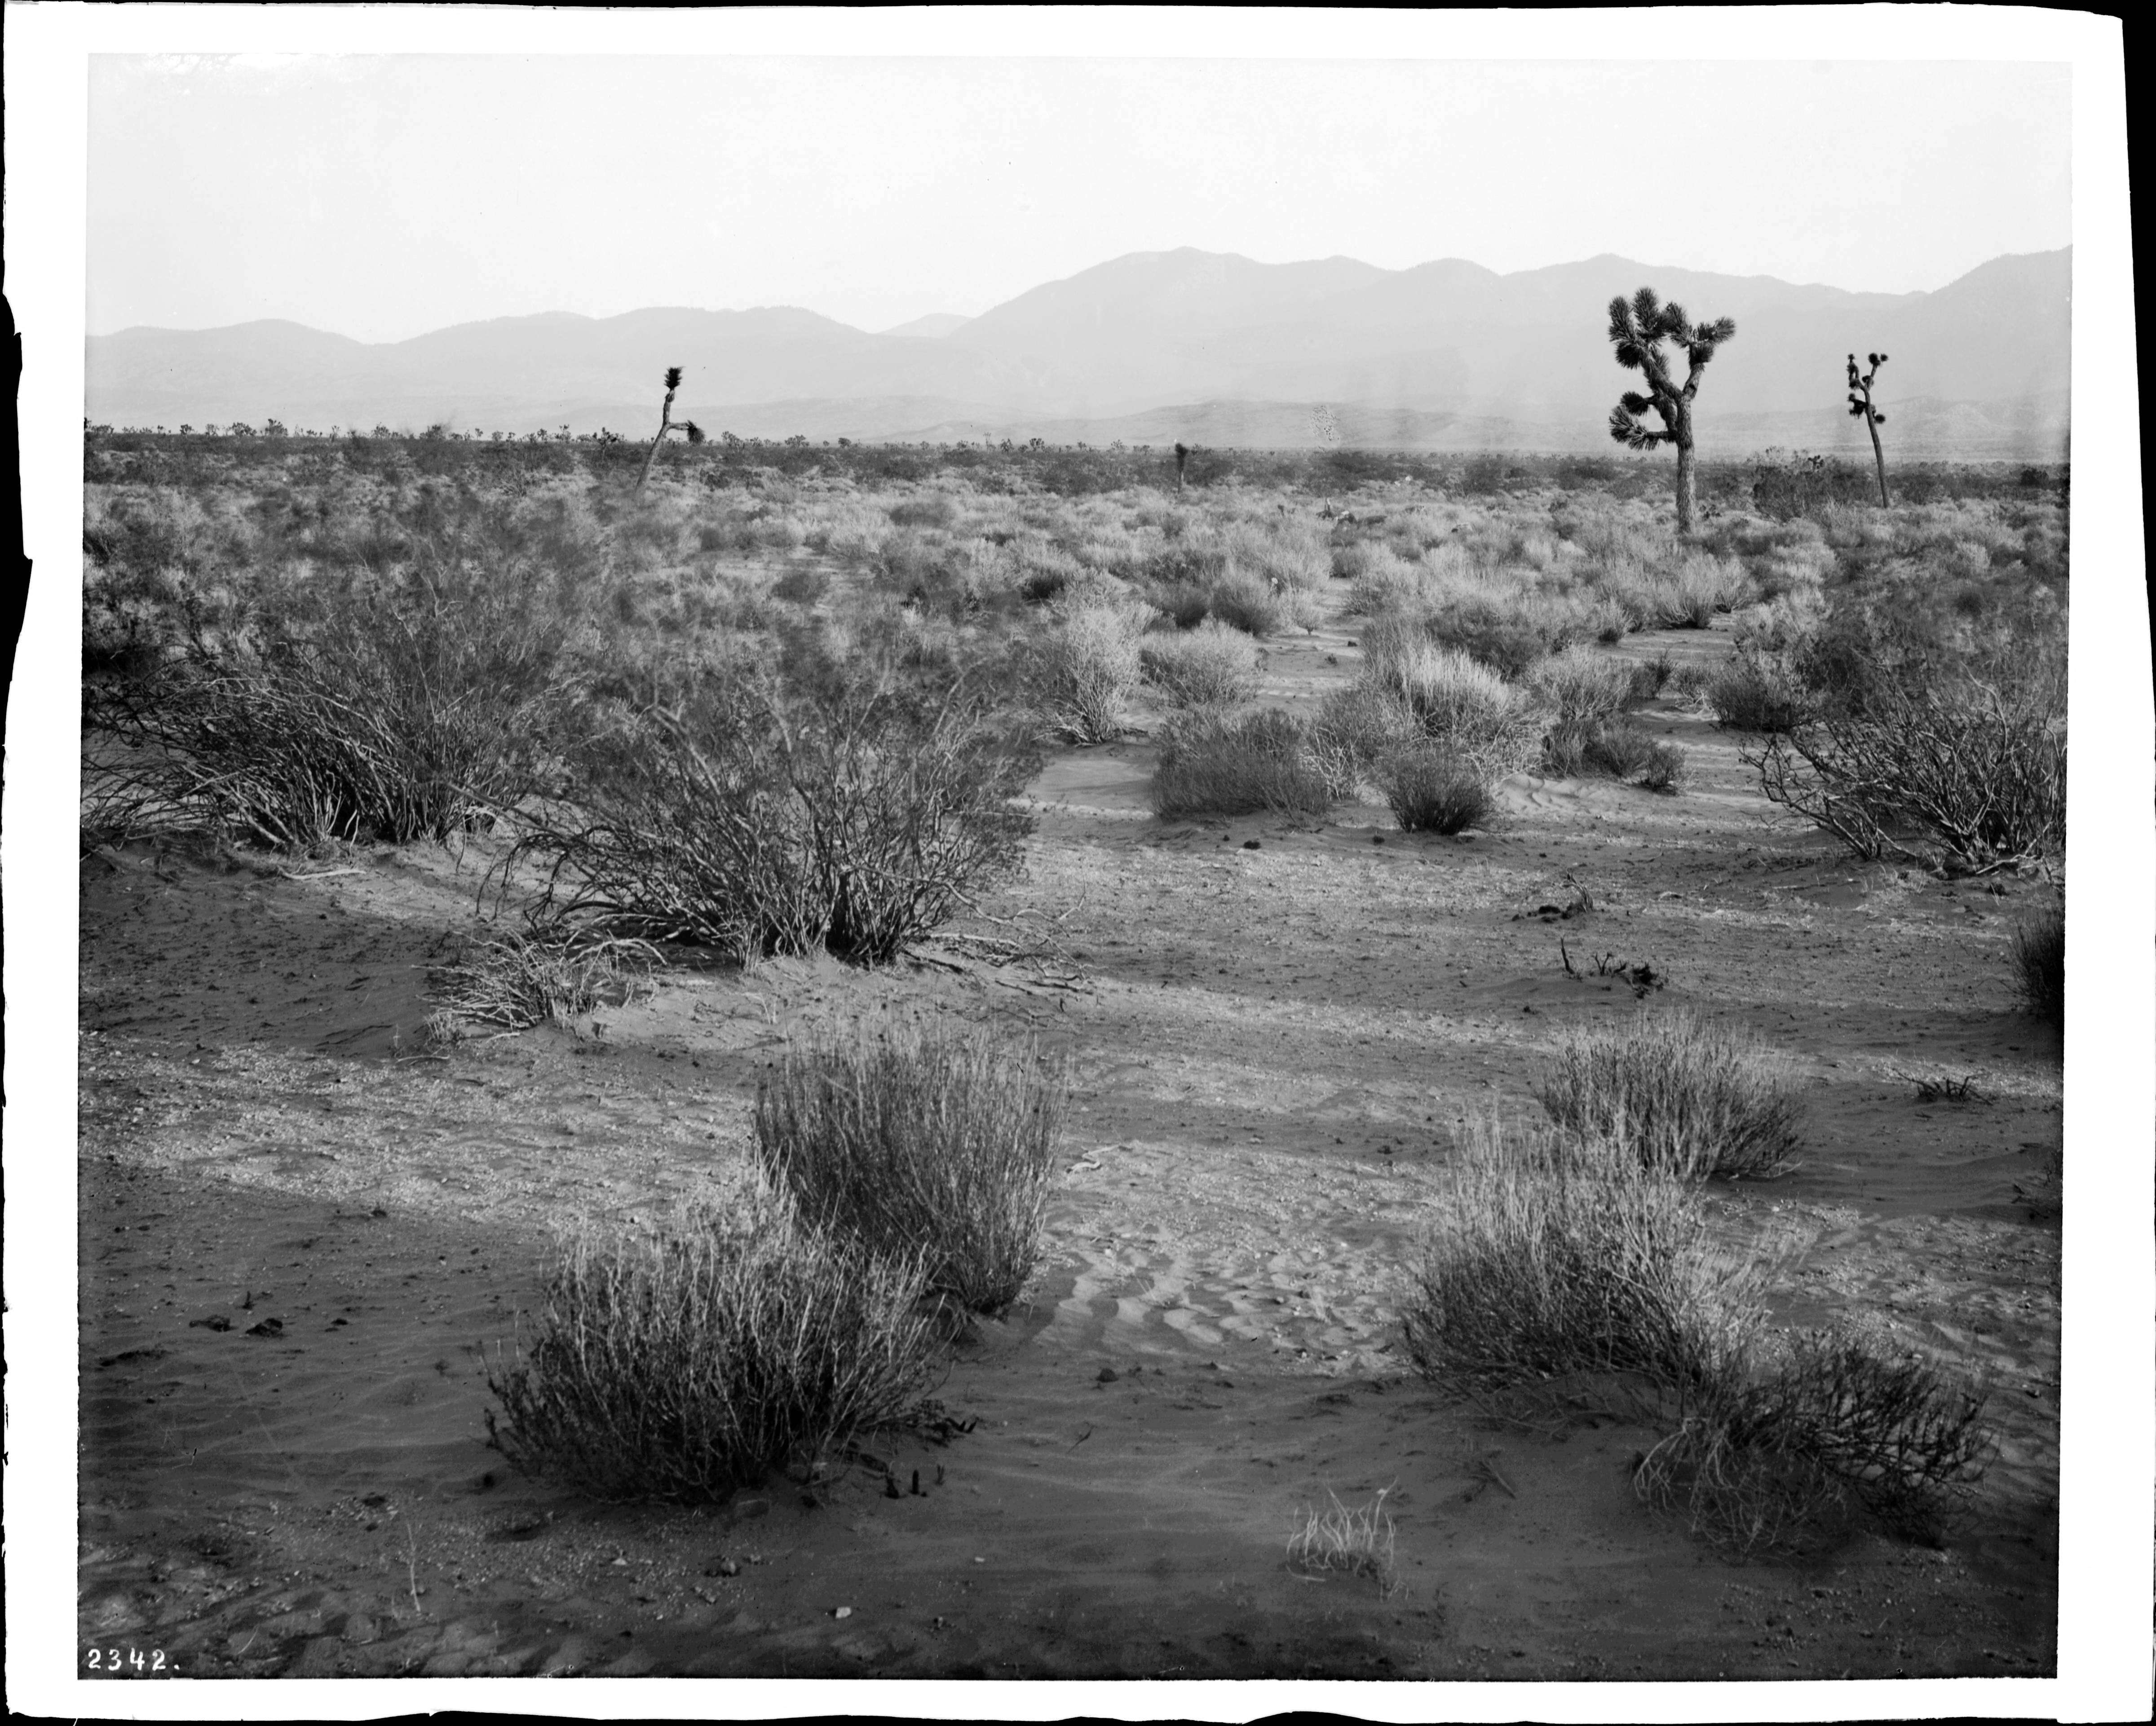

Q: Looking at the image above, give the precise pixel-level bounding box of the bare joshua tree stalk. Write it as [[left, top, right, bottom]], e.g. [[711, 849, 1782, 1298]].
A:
[[1174, 441, 1189, 492], [636, 366, 705, 492], [1606, 288, 1737, 536], [1847, 352, 1891, 507]]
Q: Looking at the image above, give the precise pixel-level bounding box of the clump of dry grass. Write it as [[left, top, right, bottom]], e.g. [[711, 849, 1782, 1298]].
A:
[[1530, 644, 1637, 726], [1635, 1329, 1993, 1554], [1536, 1011, 1804, 1181], [485, 1187, 941, 1503], [1401, 1121, 1769, 1398], [431, 929, 658, 1031], [1151, 707, 1334, 819], [2011, 898, 2064, 1030], [754, 1018, 1071, 1315], [1362, 627, 1542, 780], [1039, 600, 1150, 742], [1138, 619, 1260, 709], [1377, 742, 1493, 834], [1286, 1485, 1399, 1593]]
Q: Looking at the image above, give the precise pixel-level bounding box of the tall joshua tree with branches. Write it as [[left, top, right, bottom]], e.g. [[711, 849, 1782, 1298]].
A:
[[1606, 287, 1736, 536], [1847, 351, 1891, 507], [635, 366, 705, 492]]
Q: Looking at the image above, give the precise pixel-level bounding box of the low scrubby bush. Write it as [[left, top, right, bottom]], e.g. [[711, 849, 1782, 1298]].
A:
[[755, 1019, 1071, 1314], [1378, 743, 1492, 834], [509, 672, 1034, 966], [87, 571, 570, 850], [1308, 682, 1421, 798], [1639, 742, 1686, 794], [1636, 1328, 1993, 1552], [1038, 601, 1149, 742], [1363, 628, 1542, 780], [1536, 1011, 1804, 1181], [1707, 650, 1809, 733], [1139, 619, 1260, 708], [1531, 645, 1637, 726], [486, 1188, 941, 1503], [1205, 570, 1287, 637], [1542, 715, 1658, 782], [1404, 1119, 1989, 1554], [1401, 1121, 1765, 1397], [1749, 658, 2064, 873], [2011, 900, 2065, 1029], [1151, 707, 1334, 818]]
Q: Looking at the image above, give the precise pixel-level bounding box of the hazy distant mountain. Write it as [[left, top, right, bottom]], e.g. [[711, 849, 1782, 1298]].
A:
[[879, 313, 972, 340], [86, 247, 2069, 457]]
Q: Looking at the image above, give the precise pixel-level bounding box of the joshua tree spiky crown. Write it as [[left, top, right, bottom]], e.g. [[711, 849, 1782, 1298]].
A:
[[636, 365, 703, 488], [1847, 351, 1891, 506], [1606, 288, 1737, 451]]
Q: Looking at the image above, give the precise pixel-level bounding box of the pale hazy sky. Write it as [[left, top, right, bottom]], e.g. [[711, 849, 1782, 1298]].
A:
[[88, 51, 2071, 343]]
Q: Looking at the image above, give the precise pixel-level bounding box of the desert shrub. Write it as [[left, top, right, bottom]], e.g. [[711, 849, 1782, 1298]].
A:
[[1542, 715, 1658, 782], [1639, 742, 1686, 794], [755, 1019, 1071, 1314], [1536, 1011, 1804, 1181], [509, 673, 1034, 966], [1151, 707, 1334, 819], [1378, 742, 1492, 834], [1205, 570, 1286, 637], [1636, 1329, 1993, 1553], [1627, 655, 1674, 705], [486, 1188, 940, 1503], [1363, 629, 1542, 779], [1308, 682, 1421, 798], [1228, 518, 1329, 592], [1038, 601, 1148, 742], [1707, 649, 1809, 733], [1748, 658, 2065, 873], [1421, 606, 1548, 680], [1401, 1121, 1766, 1397], [1145, 579, 1213, 630], [1530, 645, 1636, 726], [432, 929, 657, 1031], [2011, 899, 2065, 1029], [1139, 619, 1260, 709], [87, 572, 570, 850]]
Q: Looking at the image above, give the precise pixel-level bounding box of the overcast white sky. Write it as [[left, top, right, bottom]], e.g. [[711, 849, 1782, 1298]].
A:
[[88, 52, 2071, 343]]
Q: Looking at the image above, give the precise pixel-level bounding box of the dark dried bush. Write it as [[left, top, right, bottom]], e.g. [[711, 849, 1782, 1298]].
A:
[[86, 571, 570, 850], [509, 672, 1035, 965], [1748, 659, 2064, 874], [1151, 707, 1334, 818], [1378, 743, 1493, 834], [755, 1020, 1070, 1315], [486, 1190, 940, 1503], [2011, 899, 2065, 1029]]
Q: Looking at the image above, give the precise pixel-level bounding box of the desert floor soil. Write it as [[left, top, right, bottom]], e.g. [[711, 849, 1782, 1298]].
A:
[[75, 605, 2061, 1683]]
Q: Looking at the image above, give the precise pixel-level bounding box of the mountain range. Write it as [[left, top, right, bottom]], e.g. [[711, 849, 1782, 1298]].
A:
[[85, 247, 2071, 458]]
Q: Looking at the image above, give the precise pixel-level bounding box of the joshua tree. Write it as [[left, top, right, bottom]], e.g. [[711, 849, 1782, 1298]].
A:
[[1173, 441, 1190, 491], [635, 367, 706, 492], [1847, 351, 1891, 507], [1606, 287, 1737, 535]]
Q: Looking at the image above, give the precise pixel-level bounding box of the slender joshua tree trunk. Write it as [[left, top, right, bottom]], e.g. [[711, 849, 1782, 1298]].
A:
[[636, 374, 680, 493], [1673, 428, 1698, 537]]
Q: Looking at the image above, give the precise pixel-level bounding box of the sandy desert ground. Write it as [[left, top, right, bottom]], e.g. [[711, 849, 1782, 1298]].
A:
[[72, 596, 2063, 1686]]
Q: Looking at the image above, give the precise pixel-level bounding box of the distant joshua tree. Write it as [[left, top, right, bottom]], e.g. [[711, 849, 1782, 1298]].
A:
[[1606, 287, 1737, 536], [1174, 441, 1190, 490], [636, 367, 705, 492], [1847, 351, 1891, 507]]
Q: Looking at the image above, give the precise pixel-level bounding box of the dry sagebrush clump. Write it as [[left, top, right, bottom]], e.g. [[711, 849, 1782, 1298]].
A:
[[486, 1188, 941, 1503], [1151, 707, 1335, 819], [1401, 1121, 1767, 1398], [510, 671, 1034, 966], [755, 1019, 1071, 1315], [2011, 899, 2065, 1030], [1403, 1121, 1990, 1554], [1377, 742, 1493, 834], [1036, 599, 1150, 742], [1138, 618, 1261, 709], [1537, 1011, 1804, 1181]]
